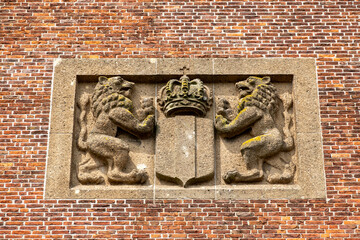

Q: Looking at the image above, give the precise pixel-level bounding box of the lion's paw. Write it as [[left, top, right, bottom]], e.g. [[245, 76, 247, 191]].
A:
[[223, 170, 239, 184], [131, 169, 148, 184], [108, 169, 148, 184], [223, 169, 264, 184]]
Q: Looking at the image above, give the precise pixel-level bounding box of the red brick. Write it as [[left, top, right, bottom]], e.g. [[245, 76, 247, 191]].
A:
[[1, 0, 360, 239]]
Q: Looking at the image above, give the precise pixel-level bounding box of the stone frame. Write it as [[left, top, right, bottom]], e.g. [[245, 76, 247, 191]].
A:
[[45, 58, 326, 199]]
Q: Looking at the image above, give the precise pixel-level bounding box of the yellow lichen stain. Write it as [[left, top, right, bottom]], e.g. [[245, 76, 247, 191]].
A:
[[139, 115, 154, 127], [124, 109, 133, 115], [215, 115, 228, 124], [249, 76, 263, 80], [242, 135, 264, 148], [247, 135, 262, 143], [229, 107, 249, 126], [143, 114, 153, 121]]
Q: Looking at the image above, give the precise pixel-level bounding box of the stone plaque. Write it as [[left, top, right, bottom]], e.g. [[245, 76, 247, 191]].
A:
[[46, 58, 326, 199]]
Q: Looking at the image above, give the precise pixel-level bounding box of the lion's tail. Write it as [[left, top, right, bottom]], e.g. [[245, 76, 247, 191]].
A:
[[77, 93, 90, 151], [280, 92, 294, 151]]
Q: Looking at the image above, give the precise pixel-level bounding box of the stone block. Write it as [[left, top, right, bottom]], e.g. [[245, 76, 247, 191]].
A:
[[46, 58, 325, 200]]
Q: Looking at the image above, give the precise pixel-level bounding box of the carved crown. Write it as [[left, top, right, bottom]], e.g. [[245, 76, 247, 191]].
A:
[[158, 75, 212, 117]]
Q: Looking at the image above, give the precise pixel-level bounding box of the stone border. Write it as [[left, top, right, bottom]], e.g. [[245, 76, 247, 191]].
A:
[[45, 58, 326, 199]]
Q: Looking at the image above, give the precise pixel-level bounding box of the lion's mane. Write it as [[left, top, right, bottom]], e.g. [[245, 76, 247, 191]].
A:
[[237, 83, 278, 116], [91, 79, 133, 118]]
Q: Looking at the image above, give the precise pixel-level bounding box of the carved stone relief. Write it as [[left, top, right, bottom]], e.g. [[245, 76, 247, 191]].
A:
[[76, 76, 155, 185], [156, 74, 214, 187], [215, 76, 296, 184], [46, 58, 325, 199], [74, 74, 296, 187], [157, 74, 212, 117]]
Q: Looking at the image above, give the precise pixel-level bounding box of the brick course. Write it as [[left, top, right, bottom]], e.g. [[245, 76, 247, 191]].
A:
[[1, 0, 359, 239]]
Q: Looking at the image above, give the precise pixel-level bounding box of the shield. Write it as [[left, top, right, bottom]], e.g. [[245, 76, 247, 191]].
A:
[[156, 116, 214, 187]]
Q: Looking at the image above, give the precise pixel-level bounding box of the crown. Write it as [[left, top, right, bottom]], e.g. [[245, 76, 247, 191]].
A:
[[158, 75, 212, 117]]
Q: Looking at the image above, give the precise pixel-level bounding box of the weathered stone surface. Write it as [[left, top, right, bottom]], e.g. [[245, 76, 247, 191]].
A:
[[196, 118, 215, 181], [295, 132, 326, 198], [46, 58, 325, 199], [215, 184, 302, 200], [76, 76, 155, 185], [156, 116, 214, 187], [215, 76, 295, 184], [213, 58, 313, 75], [66, 185, 154, 199], [45, 133, 73, 199], [155, 186, 215, 199], [157, 58, 214, 75], [157, 75, 212, 117], [54, 58, 158, 76]]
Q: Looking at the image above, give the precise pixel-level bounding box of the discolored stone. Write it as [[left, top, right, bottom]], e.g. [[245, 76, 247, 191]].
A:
[[157, 75, 212, 117], [215, 76, 296, 184], [46, 58, 325, 200], [76, 76, 155, 185]]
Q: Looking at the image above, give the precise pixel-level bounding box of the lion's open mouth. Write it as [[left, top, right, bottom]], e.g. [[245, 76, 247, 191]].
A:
[[238, 85, 253, 94], [238, 86, 250, 91], [237, 85, 253, 98], [120, 86, 132, 97]]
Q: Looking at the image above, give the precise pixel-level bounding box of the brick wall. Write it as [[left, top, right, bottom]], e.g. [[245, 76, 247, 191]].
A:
[[1, 0, 359, 239]]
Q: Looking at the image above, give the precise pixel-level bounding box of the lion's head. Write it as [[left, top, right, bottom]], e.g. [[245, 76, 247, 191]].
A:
[[91, 76, 134, 118], [236, 76, 278, 115]]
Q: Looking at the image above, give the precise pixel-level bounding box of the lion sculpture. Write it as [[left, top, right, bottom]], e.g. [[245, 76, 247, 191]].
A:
[[77, 76, 155, 185], [215, 76, 296, 184]]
